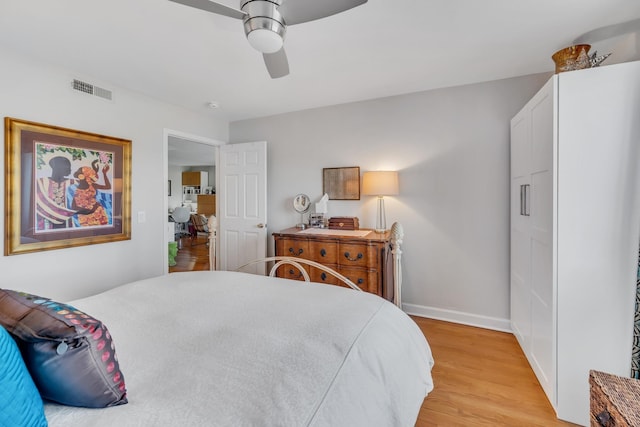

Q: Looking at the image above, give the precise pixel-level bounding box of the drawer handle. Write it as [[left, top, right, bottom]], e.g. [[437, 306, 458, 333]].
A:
[[288, 269, 304, 278], [596, 410, 611, 426], [320, 249, 327, 257], [357, 278, 364, 284], [344, 252, 363, 262], [321, 272, 327, 281], [288, 247, 303, 256]]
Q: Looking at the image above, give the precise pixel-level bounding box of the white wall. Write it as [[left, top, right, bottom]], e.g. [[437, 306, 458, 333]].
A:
[[0, 40, 552, 327], [0, 45, 228, 301], [230, 73, 550, 330]]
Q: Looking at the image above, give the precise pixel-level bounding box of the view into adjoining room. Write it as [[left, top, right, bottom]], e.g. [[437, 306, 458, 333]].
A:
[[167, 136, 216, 272]]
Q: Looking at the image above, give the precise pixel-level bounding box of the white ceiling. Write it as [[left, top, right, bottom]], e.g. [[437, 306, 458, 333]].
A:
[[1, 0, 639, 122]]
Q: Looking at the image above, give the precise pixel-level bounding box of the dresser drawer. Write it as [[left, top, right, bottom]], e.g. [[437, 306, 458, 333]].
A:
[[274, 238, 309, 278], [311, 266, 377, 294], [273, 228, 391, 301], [338, 267, 380, 295], [310, 266, 340, 286], [276, 238, 309, 258], [308, 241, 337, 264], [338, 243, 375, 268], [280, 263, 309, 281]]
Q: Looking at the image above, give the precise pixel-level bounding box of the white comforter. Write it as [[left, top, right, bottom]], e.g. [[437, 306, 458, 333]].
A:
[[44, 271, 434, 426]]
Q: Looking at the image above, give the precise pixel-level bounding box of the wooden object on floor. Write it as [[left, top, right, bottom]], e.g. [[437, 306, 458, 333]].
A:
[[189, 214, 209, 245], [272, 227, 392, 300], [197, 194, 216, 216], [589, 370, 640, 427]]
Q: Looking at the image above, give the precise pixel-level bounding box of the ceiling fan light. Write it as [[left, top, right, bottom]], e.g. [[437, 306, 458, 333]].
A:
[[247, 28, 283, 53]]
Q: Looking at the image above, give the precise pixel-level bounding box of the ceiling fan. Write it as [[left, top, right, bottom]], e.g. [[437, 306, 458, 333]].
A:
[[168, 0, 368, 78]]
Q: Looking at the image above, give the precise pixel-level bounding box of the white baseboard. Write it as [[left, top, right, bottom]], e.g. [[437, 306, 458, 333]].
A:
[[402, 303, 512, 333]]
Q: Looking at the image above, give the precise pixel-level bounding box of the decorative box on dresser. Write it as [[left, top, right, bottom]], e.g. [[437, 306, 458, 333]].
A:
[[273, 228, 393, 301], [510, 60, 640, 426]]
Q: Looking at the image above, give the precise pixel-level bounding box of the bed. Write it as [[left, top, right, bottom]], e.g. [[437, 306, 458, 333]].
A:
[[1, 268, 434, 426]]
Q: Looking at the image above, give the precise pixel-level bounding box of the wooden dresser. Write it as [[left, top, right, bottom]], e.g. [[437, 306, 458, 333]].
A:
[[272, 228, 393, 301]]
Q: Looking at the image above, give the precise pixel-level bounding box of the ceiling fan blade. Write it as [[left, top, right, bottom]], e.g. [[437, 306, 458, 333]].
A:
[[573, 18, 640, 44], [278, 0, 367, 26], [168, 0, 247, 20], [263, 49, 290, 79]]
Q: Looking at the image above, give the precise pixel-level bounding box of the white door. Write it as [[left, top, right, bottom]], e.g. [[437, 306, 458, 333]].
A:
[[510, 106, 532, 352], [527, 80, 555, 408], [218, 141, 267, 274], [510, 79, 556, 409]]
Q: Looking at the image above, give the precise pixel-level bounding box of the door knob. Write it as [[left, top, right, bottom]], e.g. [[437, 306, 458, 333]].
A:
[[257, 223, 266, 228]]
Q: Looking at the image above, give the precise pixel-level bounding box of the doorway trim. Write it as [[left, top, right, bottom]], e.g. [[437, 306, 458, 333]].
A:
[[163, 128, 225, 273]]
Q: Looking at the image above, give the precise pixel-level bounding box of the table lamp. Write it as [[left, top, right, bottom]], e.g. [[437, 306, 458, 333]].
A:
[[362, 171, 399, 233]]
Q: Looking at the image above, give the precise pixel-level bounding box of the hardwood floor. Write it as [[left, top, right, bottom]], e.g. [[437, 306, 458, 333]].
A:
[[171, 243, 577, 426], [168, 235, 211, 272], [414, 318, 576, 427]]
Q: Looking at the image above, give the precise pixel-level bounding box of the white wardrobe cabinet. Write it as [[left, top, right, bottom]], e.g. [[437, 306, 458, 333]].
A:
[[510, 60, 640, 426]]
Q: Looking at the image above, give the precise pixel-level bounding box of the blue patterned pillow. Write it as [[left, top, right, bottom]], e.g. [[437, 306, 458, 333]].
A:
[[0, 325, 47, 427], [0, 289, 127, 408]]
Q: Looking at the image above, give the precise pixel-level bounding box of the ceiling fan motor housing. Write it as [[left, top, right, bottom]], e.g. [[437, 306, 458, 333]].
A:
[[241, 0, 286, 53]]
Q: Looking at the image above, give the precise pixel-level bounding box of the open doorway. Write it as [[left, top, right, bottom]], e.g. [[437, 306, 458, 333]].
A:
[[163, 129, 223, 273]]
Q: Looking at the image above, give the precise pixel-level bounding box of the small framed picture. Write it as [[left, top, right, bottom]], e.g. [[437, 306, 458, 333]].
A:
[[323, 166, 360, 200]]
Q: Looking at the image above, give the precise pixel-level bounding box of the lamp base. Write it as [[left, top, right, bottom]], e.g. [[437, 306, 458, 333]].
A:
[[375, 196, 387, 233]]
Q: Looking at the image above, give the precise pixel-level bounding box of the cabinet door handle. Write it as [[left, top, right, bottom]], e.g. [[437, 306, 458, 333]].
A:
[[320, 249, 327, 257], [288, 247, 303, 256], [321, 272, 327, 281], [524, 184, 530, 217], [344, 252, 363, 262], [357, 278, 364, 284], [520, 185, 524, 216]]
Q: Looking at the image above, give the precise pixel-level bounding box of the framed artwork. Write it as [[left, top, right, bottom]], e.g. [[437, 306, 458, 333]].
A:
[[323, 166, 360, 200], [4, 117, 132, 255]]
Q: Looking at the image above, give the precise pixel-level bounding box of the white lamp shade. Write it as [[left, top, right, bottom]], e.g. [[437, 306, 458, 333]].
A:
[[247, 28, 283, 53], [362, 171, 399, 196]]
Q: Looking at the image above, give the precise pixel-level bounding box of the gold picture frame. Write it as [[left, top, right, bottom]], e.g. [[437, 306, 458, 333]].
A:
[[323, 166, 360, 200], [4, 117, 132, 255]]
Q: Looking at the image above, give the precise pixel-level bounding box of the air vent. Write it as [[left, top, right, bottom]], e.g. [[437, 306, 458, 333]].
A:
[[71, 79, 113, 101]]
